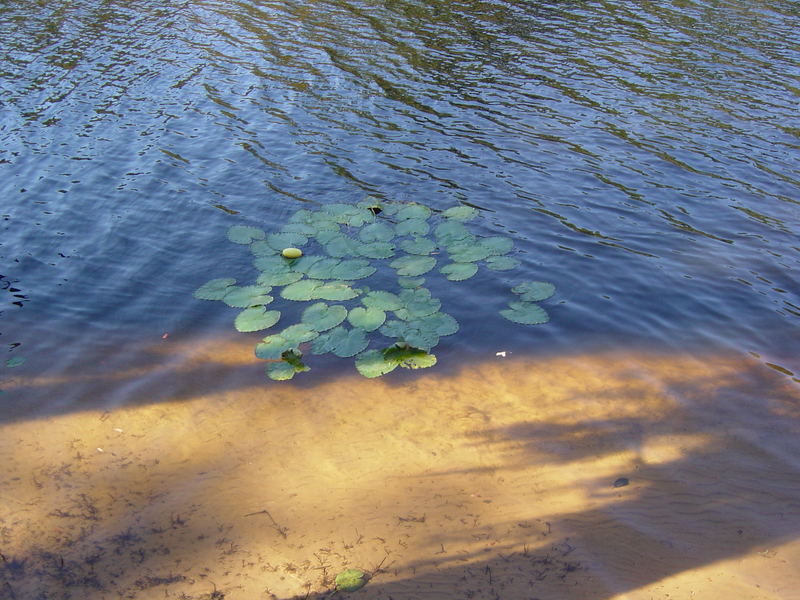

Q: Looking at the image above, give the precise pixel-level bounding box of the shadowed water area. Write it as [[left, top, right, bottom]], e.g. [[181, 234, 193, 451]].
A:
[[1, 0, 799, 598]]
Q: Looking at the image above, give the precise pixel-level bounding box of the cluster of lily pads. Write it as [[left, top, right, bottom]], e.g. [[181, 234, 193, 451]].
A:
[[194, 199, 555, 380]]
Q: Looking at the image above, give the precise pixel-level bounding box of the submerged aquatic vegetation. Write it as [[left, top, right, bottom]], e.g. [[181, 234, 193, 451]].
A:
[[194, 199, 555, 380]]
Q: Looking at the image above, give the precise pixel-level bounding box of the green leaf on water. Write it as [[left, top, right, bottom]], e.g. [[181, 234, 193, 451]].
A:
[[234, 307, 281, 332], [267, 232, 307, 250], [347, 307, 386, 332], [324, 235, 361, 258], [359, 222, 394, 243], [434, 221, 471, 244], [256, 270, 304, 287], [440, 262, 478, 281], [250, 240, 277, 257], [397, 276, 425, 289], [354, 349, 399, 378], [306, 257, 342, 279], [193, 278, 236, 301], [281, 279, 322, 301], [485, 256, 520, 271], [511, 281, 555, 302], [281, 222, 318, 236], [255, 335, 294, 360], [314, 282, 359, 301], [500, 301, 550, 324], [312, 326, 368, 357], [383, 342, 437, 369], [390, 255, 436, 277], [228, 225, 265, 244], [399, 237, 436, 255], [362, 290, 403, 311], [442, 205, 477, 221], [415, 311, 459, 336], [480, 236, 514, 256], [266, 360, 302, 381], [356, 241, 395, 259], [395, 218, 429, 237], [447, 243, 493, 263], [280, 323, 320, 345], [301, 302, 348, 332], [330, 259, 376, 281], [395, 204, 431, 222], [223, 285, 273, 308]]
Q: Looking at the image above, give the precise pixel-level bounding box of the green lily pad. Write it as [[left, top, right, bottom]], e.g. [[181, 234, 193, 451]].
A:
[[227, 225, 265, 244], [347, 307, 386, 332], [331, 259, 377, 281], [250, 240, 277, 257], [281, 279, 322, 301], [194, 278, 236, 300], [6, 356, 25, 368], [480, 236, 514, 256], [281, 222, 318, 236], [289, 255, 325, 274], [397, 276, 425, 289], [223, 285, 273, 308], [314, 229, 344, 245], [383, 342, 437, 369], [362, 290, 403, 311], [447, 243, 493, 263], [400, 237, 436, 255], [485, 256, 520, 271], [355, 349, 399, 378], [415, 312, 459, 336], [434, 221, 471, 244], [334, 568, 368, 592], [301, 302, 348, 332], [256, 270, 304, 287], [234, 307, 281, 332], [323, 203, 374, 227], [280, 323, 319, 345], [314, 282, 359, 301], [440, 262, 478, 281], [395, 218, 429, 237], [511, 281, 556, 302], [306, 257, 342, 279], [359, 222, 394, 242], [324, 235, 361, 258], [254, 255, 294, 274], [267, 232, 307, 250], [442, 205, 477, 221], [266, 359, 308, 381], [255, 335, 295, 359], [395, 204, 431, 222], [500, 301, 550, 325], [390, 255, 436, 276], [312, 326, 368, 357], [356, 241, 395, 259]]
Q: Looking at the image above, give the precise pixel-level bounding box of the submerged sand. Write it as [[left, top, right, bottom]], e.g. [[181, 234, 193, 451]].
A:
[[1, 336, 799, 599]]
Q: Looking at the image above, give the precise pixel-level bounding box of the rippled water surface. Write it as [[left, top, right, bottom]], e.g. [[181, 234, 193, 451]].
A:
[[1, 0, 799, 598]]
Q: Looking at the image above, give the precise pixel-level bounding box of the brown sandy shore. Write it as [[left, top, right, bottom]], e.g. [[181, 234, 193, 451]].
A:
[[1, 335, 799, 599]]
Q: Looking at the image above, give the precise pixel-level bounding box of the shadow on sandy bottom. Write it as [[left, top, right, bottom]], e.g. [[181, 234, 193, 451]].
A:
[[1, 346, 799, 599]]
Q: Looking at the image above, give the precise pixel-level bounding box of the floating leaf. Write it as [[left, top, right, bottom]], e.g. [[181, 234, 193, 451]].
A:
[[194, 278, 236, 300], [314, 229, 344, 245], [281, 222, 317, 236], [314, 282, 359, 301], [383, 342, 437, 369], [397, 276, 425, 289], [511, 281, 556, 302], [415, 311, 459, 336], [254, 255, 294, 275], [323, 203, 373, 226], [356, 241, 395, 259], [280, 323, 319, 345], [359, 222, 394, 242], [227, 225, 265, 244], [281, 279, 322, 301], [267, 232, 307, 250], [224, 285, 273, 308], [6, 356, 25, 368], [400, 237, 436, 255], [390, 255, 436, 276], [485, 256, 520, 271], [266, 360, 307, 381], [395, 218, 429, 237], [331, 259, 376, 281], [362, 290, 403, 311], [312, 326, 368, 357], [500, 301, 550, 324], [447, 243, 493, 263], [442, 205, 477, 221], [434, 221, 471, 244], [334, 569, 368, 592], [289, 209, 314, 223], [306, 257, 342, 279], [256, 270, 304, 287], [480, 236, 514, 256], [289, 255, 325, 274], [347, 307, 386, 332], [402, 328, 439, 350], [234, 307, 280, 332], [395, 204, 431, 221], [395, 295, 441, 320], [250, 240, 277, 257], [301, 302, 347, 332], [355, 349, 399, 378], [255, 335, 295, 359], [324, 235, 361, 258], [440, 262, 478, 281]]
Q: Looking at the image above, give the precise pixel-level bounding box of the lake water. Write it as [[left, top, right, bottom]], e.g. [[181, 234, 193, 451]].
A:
[[1, 0, 799, 598]]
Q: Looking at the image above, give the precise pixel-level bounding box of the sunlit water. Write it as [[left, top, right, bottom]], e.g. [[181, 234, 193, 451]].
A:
[[1, 0, 799, 598]]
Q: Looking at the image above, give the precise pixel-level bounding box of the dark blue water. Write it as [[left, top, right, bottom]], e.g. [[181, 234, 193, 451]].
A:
[[2, 0, 799, 394]]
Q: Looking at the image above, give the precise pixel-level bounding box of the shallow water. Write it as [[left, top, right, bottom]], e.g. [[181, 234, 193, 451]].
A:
[[1, 0, 799, 598]]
